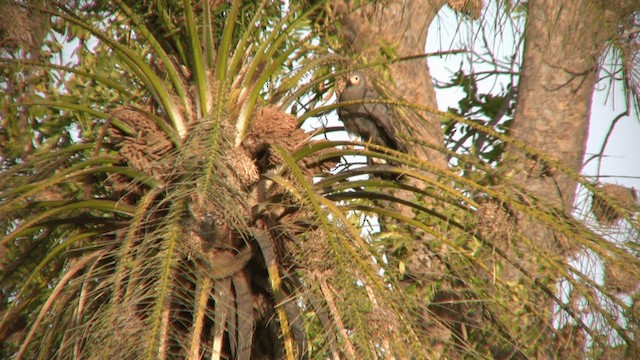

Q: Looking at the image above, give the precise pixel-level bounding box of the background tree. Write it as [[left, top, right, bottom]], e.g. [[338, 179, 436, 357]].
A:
[[1, 1, 639, 359]]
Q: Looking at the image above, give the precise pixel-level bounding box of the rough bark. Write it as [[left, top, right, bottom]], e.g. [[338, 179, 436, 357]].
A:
[[510, 0, 621, 212], [505, 0, 636, 355]]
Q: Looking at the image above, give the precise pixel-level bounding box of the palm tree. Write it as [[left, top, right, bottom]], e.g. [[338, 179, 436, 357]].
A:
[[0, 1, 336, 358], [1, 1, 638, 359]]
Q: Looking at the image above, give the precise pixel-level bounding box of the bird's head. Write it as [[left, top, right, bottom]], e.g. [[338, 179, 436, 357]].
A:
[[339, 71, 367, 107], [347, 71, 366, 89]]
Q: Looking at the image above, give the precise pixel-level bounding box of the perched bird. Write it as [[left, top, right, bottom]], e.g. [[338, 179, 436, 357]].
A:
[[337, 71, 405, 153]]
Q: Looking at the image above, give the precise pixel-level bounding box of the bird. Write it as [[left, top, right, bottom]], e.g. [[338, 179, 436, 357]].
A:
[[337, 71, 405, 153]]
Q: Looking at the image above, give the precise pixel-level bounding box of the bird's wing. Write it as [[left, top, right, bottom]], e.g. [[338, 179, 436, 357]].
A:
[[362, 90, 400, 147]]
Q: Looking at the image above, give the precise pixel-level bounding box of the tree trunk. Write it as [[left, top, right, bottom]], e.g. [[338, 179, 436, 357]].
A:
[[506, 0, 634, 272], [510, 0, 615, 212], [505, 0, 635, 355]]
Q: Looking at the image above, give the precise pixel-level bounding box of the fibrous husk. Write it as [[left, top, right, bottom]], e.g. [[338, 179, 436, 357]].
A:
[[226, 145, 260, 189], [184, 149, 256, 255], [475, 199, 517, 246], [591, 183, 638, 226], [108, 106, 173, 176], [525, 154, 556, 178], [604, 258, 639, 294], [103, 107, 174, 203], [447, 0, 483, 19], [555, 232, 582, 257], [404, 244, 443, 282], [243, 106, 304, 167], [554, 325, 586, 359], [243, 106, 338, 175]]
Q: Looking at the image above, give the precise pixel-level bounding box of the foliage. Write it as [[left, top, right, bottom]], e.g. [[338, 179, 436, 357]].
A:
[[439, 69, 515, 166], [0, 0, 639, 359]]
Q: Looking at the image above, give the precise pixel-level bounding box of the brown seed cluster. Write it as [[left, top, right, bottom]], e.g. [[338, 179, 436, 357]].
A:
[[591, 183, 637, 226]]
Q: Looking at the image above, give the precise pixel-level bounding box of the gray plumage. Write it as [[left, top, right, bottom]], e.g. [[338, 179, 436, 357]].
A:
[[337, 71, 405, 152]]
